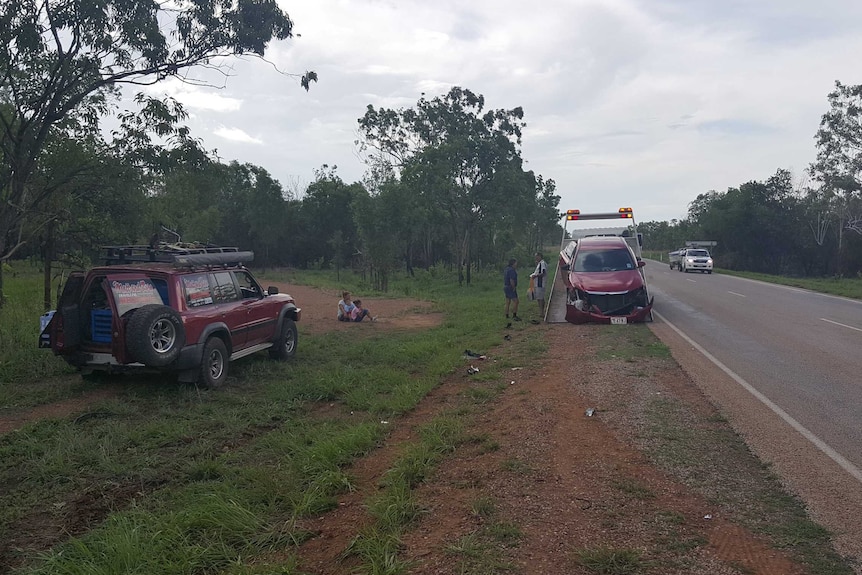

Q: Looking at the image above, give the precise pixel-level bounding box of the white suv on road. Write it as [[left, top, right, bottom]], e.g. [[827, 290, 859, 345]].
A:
[[681, 249, 713, 274]]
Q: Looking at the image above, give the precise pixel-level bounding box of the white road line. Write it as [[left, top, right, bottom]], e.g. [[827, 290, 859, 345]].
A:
[[654, 310, 862, 484], [686, 278, 697, 283], [821, 318, 862, 333], [728, 291, 746, 298]]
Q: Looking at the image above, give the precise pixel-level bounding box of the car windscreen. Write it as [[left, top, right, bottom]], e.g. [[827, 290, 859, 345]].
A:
[[573, 248, 635, 272], [687, 250, 709, 257]]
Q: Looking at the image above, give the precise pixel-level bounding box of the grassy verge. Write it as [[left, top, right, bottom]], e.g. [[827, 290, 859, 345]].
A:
[[585, 326, 853, 575], [0, 264, 518, 574], [716, 268, 862, 300], [0, 263, 77, 408], [1, 263, 855, 574]]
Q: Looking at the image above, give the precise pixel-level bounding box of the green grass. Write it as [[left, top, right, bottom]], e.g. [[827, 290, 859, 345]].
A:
[[444, 500, 520, 574], [1, 262, 856, 575], [716, 268, 862, 300], [470, 496, 496, 518], [0, 264, 533, 574], [0, 263, 77, 407], [594, 324, 671, 361], [576, 547, 643, 574], [611, 478, 655, 501]]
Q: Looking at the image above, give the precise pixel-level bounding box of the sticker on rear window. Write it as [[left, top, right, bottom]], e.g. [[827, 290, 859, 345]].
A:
[[111, 279, 163, 316]]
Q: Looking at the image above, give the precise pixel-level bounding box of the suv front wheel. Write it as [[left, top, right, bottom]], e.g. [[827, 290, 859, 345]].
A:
[[126, 305, 185, 367], [200, 337, 228, 388]]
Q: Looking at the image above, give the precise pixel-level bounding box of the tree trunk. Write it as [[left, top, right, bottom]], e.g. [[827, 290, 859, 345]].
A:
[[837, 219, 845, 276], [43, 219, 55, 310], [455, 225, 469, 286]]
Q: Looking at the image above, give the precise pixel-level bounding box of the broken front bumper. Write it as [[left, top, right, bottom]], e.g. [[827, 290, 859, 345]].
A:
[[564, 301, 653, 324]]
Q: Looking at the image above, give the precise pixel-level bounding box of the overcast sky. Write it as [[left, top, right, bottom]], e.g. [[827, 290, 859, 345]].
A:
[[142, 0, 862, 223]]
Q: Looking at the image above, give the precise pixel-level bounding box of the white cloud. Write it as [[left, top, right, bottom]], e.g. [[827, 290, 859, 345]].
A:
[[122, 0, 862, 222], [212, 127, 263, 145], [144, 78, 242, 112]]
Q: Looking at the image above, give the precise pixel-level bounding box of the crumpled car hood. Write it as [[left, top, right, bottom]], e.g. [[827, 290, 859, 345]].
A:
[[569, 270, 644, 293]]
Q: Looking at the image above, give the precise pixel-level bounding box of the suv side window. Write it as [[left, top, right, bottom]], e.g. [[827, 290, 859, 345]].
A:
[[235, 270, 262, 299], [183, 273, 214, 307], [212, 271, 238, 304]]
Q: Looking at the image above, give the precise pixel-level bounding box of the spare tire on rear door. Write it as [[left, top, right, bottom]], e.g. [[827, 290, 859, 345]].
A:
[[126, 304, 185, 367]]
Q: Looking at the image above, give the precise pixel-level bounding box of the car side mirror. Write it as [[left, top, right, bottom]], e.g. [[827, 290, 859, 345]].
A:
[[267, 286, 279, 295], [637, 260, 646, 268]]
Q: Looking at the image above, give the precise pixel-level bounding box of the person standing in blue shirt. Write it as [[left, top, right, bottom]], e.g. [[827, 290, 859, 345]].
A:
[[503, 258, 521, 321]]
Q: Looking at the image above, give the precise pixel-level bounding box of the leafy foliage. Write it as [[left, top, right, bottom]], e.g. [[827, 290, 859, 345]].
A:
[[0, 0, 308, 303], [358, 87, 561, 284]]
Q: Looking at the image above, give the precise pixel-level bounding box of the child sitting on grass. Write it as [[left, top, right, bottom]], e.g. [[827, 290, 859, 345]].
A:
[[350, 299, 376, 322]]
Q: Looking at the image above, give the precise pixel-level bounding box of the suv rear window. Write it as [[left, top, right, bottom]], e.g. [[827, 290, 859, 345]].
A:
[[110, 278, 165, 316]]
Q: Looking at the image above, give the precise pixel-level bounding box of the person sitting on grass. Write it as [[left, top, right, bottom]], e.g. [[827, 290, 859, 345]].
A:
[[337, 291, 356, 321], [350, 299, 376, 322]]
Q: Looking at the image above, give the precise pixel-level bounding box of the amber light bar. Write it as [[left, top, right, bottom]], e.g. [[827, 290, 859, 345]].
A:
[[565, 208, 634, 221]]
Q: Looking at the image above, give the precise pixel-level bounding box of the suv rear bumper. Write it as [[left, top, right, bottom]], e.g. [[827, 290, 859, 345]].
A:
[[62, 343, 204, 374]]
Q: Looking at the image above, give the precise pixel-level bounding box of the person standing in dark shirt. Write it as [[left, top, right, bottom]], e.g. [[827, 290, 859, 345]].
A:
[[503, 258, 521, 321]]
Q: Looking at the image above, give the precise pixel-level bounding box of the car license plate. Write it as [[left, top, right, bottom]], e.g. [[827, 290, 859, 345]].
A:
[[610, 317, 627, 325]]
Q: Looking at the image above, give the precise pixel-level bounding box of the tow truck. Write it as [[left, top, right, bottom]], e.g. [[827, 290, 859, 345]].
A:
[[556, 208, 654, 324]]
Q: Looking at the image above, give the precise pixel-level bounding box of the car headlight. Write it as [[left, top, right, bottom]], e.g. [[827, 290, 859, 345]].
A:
[[707, 258, 713, 264]]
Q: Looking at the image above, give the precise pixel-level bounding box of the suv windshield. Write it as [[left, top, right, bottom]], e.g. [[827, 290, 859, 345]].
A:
[[574, 248, 634, 272], [687, 249, 710, 257]]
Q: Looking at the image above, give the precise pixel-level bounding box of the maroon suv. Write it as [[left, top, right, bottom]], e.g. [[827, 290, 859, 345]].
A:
[[40, 244, 301, 387]]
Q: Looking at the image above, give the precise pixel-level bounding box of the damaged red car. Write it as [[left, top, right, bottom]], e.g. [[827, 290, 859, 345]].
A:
[[559, 236, 653, 324]]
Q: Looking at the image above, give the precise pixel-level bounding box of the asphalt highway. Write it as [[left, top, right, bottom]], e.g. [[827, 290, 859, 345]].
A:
[[643, 260, 862, 565]]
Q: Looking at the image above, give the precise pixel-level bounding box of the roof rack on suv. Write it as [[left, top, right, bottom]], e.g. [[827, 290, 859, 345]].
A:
[[103, 243, 254, 268]]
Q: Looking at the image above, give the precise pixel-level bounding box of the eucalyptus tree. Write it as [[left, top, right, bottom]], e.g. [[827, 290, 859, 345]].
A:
[[352, 182, 411, 289], [810, 81, 862, 273], [7, 102, 156, 308], [294, 166, 368, 269], [635, 220, 685, 252], [528, 174, 561, 252], [358, 87, 545, 284], [687, 170, 803, 274], [0, 0, 313, 304], [216, 161, 286, 268]]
